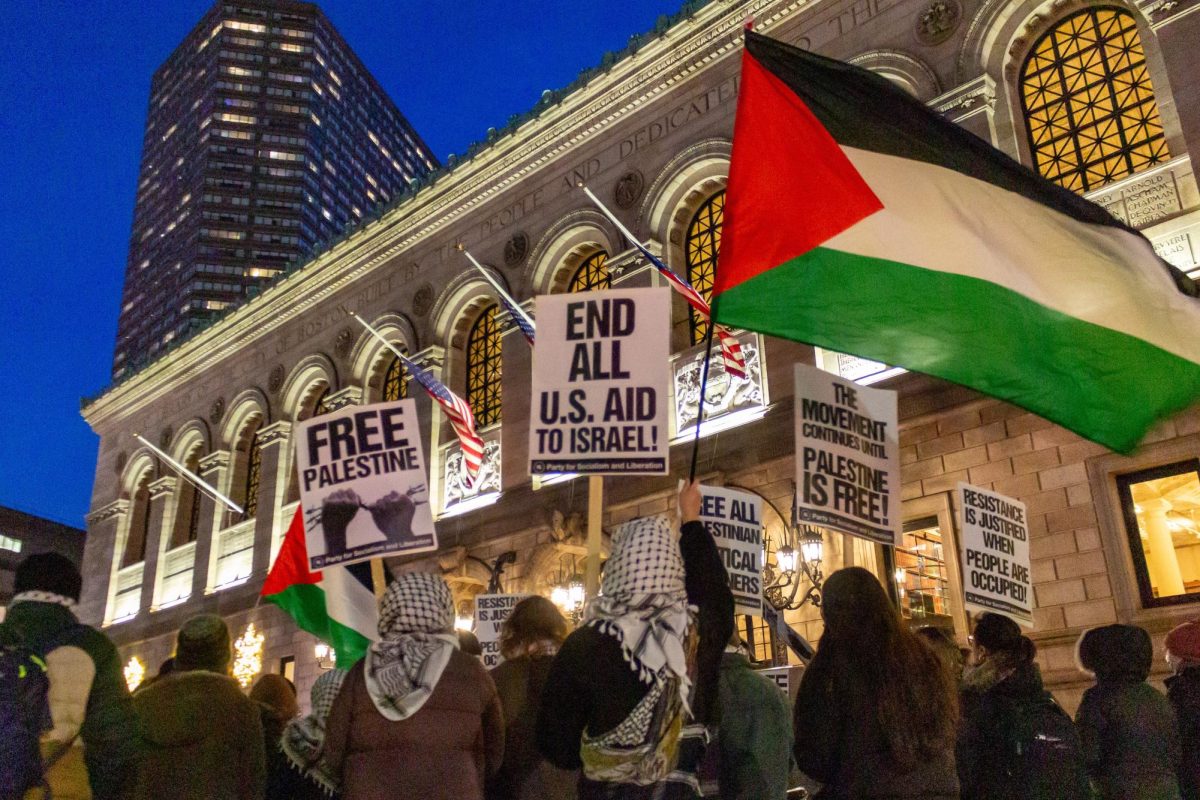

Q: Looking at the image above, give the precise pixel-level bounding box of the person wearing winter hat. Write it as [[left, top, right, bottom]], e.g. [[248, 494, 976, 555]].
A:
[[132, 614, 265, 800], [0, 552, 138, 800], [252, 673, 300, 800], [1167, 620, 1200, 800], [1076, 623, 1182, 800]]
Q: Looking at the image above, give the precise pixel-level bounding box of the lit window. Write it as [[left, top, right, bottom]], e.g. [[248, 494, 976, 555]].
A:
[[568, 251, 612, 292], [466, 305, 502, 427], [737, 615, 775, 664], [242, 429, 263, 520], [891, 518, 954, 624], [225, 20, 267, 33], [383, 354, 409, 401], [1118, 460, 1200, 606], [0, 534, 22, 553], [1021, 8, 1169, 193], [685, 191, 723, 344]]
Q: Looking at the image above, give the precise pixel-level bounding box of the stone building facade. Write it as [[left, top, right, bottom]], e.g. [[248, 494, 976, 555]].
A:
[[81, 0, 1200, 709]]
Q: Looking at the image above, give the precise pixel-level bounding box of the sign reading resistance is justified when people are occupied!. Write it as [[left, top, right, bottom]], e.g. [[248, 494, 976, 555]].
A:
[[958, 482, 1033, 627], [294, 399, 438, 570], [529, 286, 670, 475]]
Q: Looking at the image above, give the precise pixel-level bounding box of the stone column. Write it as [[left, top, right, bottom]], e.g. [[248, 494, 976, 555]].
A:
[[81, 500, 128, 628], [252, 421, 294, 578], [140, 476, 177, 612], [1142, 497, 1185, 598], [192, 451, 231, 597]]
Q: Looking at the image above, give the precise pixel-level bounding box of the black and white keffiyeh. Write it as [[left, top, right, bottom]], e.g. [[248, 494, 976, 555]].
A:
[[585, 515, 693, 710], [364, 572, 459, 721], [281, 667, 348, 795]]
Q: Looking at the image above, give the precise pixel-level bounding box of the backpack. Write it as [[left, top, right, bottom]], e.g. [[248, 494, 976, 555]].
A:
[[0, 642, 52, 799], [1001, 691, 1091, 800]]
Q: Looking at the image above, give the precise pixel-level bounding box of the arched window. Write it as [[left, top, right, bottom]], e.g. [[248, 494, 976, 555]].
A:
[[568, 251, 611, 292], [466, 304, 502, 427], [122, 474, 152, 567], [243, 429, 263, 520], [383, 354, 409, 401], [312, 387, 332, 418], [1020, 7, 1169, 193], [686, 191, 724, 344], [170, 453, 203, 547]]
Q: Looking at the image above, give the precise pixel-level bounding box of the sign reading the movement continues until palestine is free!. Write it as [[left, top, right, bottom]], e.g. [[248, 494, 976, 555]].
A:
[[474, 593, 531, 669], [530, 287, 671, 475], [794, 363, 900, 547], [957, 483, 1033, 627], [294, 399, 437, 570], [699, 485, 764, 616]]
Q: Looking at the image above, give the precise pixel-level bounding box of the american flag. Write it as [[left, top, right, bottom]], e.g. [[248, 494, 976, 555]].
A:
[[627, 241, 748, 380], [496, 290, 536, 346], [394, 352, 484, 487]]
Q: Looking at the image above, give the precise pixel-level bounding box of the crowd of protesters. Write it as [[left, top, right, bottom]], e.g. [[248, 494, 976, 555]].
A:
[[5, 482, 1200, 799]]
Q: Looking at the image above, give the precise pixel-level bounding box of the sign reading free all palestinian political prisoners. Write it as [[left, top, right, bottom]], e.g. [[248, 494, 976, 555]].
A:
[[529, 287, 670, 475], [294, 399, 437, 570], [958, 483, 1033, 627], [699, 486, 763, 616], [794, 363, 900, 547], [475, 593, 530, 669]]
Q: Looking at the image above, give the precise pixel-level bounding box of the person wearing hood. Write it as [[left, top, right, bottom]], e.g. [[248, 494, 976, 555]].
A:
[[1076, 623, 1182, 800], [251, 673, 299, 800], [487, 595, 575, 800], [273, 668, 349, 800], [536, 480, 735, 799], [131, 614, 265, 800], [793, 567, 959, 799], [323, 572, 504, 800], [1166, 620, 1200, 800], [958, 612, 1088, 800], [0, 552, 138, 800]]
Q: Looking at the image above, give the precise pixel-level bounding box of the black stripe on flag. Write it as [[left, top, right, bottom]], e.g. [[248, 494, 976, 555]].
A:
[[743, 31, 1195, 297]]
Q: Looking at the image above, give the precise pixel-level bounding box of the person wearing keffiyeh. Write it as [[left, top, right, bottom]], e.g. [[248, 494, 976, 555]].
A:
[[536, 481, 735, 800], [271, 668, 348, 800], [324, 572, 504, 800]]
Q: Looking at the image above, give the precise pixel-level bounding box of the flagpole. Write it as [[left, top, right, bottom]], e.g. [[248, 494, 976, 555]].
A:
[[689, 321, 716, 483], [578, 184, 645, 255], [133, 433, 244, 515], [585, 475, 604, 601], [348, 310, 409, 365], [455, 245, 537, 334]]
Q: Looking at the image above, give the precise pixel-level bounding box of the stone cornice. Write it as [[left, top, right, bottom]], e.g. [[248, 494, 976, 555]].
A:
[[148, 476, 177, 499], [255, 421, 293, 447], [198, 450, 231, 473], [86, 499, 129, 525], [326, 386, 363, 410], [81, 0, 801, 430]]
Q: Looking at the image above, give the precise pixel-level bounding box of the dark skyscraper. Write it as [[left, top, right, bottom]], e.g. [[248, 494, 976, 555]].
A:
[[112, 0, 437, 379]]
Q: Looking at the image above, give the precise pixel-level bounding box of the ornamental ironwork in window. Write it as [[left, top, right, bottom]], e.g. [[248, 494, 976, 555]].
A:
[[686, 191, 724, 344], [568, 251, 611, 292], [383, 354, 409, 401], [466, 304, 502, 427], [243, 430, 263, 520], [1020, 7, 1169, 193]]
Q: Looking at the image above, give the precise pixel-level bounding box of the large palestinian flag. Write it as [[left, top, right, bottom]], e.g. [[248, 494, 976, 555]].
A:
[[713, 31, 1200, 453], [262, 507, 377, 665]]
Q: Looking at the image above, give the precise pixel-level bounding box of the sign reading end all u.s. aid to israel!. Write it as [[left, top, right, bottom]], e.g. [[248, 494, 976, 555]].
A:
[[957, 483, 1033, 627], [529, 286, 671, 475], [293, 398, 438, 570], [794, 363, 900, 547]]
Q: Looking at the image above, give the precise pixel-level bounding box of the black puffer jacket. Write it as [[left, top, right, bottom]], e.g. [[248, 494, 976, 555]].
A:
[[1076, 625, 1181, 800], [1167, 667, 1200, 800]]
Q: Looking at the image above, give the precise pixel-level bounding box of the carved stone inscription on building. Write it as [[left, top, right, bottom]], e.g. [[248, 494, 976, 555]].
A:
[[1095, 171, 1182, 228], [1154, 232, 1198, 272]]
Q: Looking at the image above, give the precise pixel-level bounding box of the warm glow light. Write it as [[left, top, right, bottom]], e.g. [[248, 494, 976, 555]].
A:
[[314, 642, 337, 669], [800, 530, 824, 566], [233, 623, 265, 688], [775, 545, 797, 574], [124, 656, 146, 692], [454, 615, 474, 632], [550, 585, 570, 610], [568, 580, 585, 607]]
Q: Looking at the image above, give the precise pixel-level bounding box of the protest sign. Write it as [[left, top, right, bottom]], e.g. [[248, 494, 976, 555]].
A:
[[958, 483, 1033, 627], [530, 287, 670, 475], [474, 593, 531, 668], [794, 364, 900, 546], [294, 399, 437, 569], [759, 666, 791, 696], [699, 485, 763, 616]]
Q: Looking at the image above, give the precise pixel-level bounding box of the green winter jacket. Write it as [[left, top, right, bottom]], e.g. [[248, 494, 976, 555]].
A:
[[0, 600, 139, 800], [714, 652, 793, 800]]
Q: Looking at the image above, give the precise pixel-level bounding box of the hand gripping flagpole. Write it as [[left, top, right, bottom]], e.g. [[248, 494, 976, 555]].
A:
[[456, 245, 537, 337], [133, 433, 244, 515]]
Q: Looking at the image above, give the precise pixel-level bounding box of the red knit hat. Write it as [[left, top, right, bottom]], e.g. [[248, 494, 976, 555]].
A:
[[1166, 620, 1200, 662]]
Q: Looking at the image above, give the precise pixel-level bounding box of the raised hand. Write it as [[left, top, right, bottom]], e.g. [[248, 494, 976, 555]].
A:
[[320, 489, 361, 556], [367, 490, 417, 545]]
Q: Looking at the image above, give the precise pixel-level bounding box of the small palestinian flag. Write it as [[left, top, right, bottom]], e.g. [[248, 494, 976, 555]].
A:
[[262, 507, 377, 665], [713, 31, 1200, 453]]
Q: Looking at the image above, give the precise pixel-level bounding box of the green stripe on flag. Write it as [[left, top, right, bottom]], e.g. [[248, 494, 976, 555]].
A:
[[266, 583, 372, 666], [714, 246, 1200, 453]]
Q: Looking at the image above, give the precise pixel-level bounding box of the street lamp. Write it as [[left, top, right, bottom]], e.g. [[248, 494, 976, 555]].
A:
[[551, 555, 586, 624], [314, 642, 337, 670], [760, 483, 825, 612]]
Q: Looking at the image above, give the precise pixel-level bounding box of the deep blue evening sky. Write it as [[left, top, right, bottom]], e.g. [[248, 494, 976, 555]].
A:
[[0, 0, 682, 527]]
